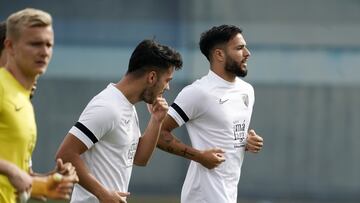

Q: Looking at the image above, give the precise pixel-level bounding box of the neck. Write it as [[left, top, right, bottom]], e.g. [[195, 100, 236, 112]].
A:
[[114, 74, 145, 104], [210, 64, 236, 82], [0, 54, 6, 67], [5, 63, 37, 90]]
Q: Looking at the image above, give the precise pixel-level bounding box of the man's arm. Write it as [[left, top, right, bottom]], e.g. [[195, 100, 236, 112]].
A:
[[134, 97, 168, 166], [0, 159, 32, 193], [157, 115, 225, 169], [56, 133, 128, 203]]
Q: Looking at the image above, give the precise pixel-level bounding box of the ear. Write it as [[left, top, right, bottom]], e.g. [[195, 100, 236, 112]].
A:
[[147, 70, 157, 85], [213, 48, 225, 62], [4, 38, 14, 56]]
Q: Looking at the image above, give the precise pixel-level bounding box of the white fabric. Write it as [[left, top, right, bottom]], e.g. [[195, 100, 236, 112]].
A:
[[69, 84, 141, 203], [168, 70, 255, 203]]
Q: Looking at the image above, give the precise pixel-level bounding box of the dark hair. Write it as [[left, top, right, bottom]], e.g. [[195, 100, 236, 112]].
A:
[[0, 21, 6, 55], [199, 24, 242, 61], [127, 39, 182, 76]]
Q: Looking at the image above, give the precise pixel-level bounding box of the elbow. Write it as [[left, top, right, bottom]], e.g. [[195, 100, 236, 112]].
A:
[[157, 130, 170, 149], [134, 159, 148, 167], [133, 155, 150, 167]]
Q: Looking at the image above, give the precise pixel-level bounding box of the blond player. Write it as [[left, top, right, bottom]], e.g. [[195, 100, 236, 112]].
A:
[[0, 8, 78, 203]]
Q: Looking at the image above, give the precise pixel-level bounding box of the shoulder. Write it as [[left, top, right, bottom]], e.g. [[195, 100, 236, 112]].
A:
[[81, 95, 118, 123], [177, 79, 210, 102], [236, 79, 254, 93]]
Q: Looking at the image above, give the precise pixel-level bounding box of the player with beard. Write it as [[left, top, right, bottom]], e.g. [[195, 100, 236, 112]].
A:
[[157, 24, 264, 203], [56, 39, 182, 203]]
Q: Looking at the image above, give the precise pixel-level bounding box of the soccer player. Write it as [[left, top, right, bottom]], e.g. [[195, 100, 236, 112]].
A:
[[0, 20, 36, 99], [56, 39, 183, 203], [157, 25, 264, 203], [0, 8, 78, 203]]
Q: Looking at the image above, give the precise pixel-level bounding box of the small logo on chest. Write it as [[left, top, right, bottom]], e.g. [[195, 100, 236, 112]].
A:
[[15, 106, 23, 111], [219, 98, 229, 104]]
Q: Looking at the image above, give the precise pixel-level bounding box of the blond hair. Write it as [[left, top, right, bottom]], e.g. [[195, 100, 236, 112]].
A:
[[6, 8, 52, 40]]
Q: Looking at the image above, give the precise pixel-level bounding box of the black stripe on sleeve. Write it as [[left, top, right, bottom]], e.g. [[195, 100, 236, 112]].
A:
[[171, 103, 189, 123], [74, 122, 98, 144]]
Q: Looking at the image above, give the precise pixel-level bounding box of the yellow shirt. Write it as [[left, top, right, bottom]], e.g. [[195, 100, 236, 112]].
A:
[[0, 68, 36, 203]]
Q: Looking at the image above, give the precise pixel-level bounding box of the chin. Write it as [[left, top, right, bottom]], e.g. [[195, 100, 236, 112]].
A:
[[144, 98, 155, 104], [35, 66, 47, 75]]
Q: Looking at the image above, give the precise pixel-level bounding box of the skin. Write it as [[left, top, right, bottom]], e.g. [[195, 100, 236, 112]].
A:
[[0, 159, 32, 194], [56, 67, 175, 203], [5, 25, 53, 90], [157, 33, 263, 169], [0, 49, 6, 66], [3, 25, 78, 200]]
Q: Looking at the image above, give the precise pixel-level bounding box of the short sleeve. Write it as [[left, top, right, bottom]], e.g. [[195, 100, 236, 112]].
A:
[[69, 102, 115, 149], [0, 84, 3, 113], [168, 85, 206, 127], [248, 84, 255, 109]]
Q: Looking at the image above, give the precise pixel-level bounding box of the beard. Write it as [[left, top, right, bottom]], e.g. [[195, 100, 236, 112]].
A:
[[224, 57, 247, 78], [141, 87, 156, 104], [141, 82, 162, 104]]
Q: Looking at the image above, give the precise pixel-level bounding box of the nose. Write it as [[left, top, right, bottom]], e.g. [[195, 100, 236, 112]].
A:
[[165, 83, 170, 91], [40, 45, 52, 58], [244, 47, 251, 58]]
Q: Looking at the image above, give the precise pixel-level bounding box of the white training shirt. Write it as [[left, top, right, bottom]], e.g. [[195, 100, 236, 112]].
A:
[[168, 70, 254, 203], [69, 84, 141, 203]]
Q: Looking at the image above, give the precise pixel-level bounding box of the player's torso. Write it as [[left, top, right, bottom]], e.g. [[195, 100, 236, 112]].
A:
[[187, 79, 254, 152], [96, 104, 140, 167], [81, 86, 141, 192], [0, 69, 36, 171], [0, 69, 36, 202]]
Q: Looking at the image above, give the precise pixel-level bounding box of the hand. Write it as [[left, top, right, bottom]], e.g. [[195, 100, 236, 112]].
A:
[[245, 129, 263, 153], [54, 158, 77, 177], [98, 190, 130, 203], [198, 148, 226, 169], [31, 171, 79, 200], [7, 165, 32, 195], [147, 96, 168, 123]]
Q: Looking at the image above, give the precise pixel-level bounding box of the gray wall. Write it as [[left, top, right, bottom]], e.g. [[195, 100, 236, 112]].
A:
[[1, 0, 360, 201]]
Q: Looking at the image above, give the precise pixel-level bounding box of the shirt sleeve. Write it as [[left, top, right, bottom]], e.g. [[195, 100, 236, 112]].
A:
[[0, 84, 3, 113], [69, 102, 115, 149], [168, 85, 206, 127]]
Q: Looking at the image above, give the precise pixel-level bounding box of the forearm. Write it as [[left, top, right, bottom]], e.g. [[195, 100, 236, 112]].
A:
[[56, 153, 108, 199], [0, 159, 16, 177], [157, 130, 203, 163], [134, 117, 162, 166]]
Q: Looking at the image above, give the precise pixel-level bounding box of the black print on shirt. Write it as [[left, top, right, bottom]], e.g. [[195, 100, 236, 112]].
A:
[[233, 120, 246, 148], [127, 142, 137, 162]]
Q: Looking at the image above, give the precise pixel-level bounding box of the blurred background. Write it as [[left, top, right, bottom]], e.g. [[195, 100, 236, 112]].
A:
[[1, 0, 360, 202]]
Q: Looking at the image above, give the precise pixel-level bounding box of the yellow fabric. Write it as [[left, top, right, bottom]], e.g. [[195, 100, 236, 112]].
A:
[[0, 68, 36, 203]]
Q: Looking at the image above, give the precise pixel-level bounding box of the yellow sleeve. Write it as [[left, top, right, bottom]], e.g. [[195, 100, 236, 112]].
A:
[[0, 84, 3, 112]]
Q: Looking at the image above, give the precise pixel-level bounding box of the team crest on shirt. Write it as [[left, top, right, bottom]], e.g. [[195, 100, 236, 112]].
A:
[[241, 94, 249, 107]]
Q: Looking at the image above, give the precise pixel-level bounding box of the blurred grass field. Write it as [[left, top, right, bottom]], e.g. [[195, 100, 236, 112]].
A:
[[28, 196, 180, 203], [27, 196, 359, 203]]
